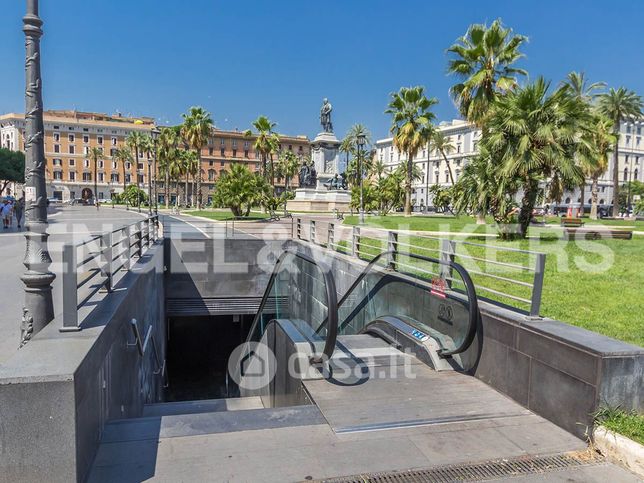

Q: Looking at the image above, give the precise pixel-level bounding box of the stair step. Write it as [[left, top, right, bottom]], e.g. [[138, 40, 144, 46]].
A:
[[142, 396, 264, 417], [102, 404, 324, 443]]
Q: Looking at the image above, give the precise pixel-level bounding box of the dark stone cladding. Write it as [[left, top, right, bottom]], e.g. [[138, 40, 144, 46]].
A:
[[296, 242, 643, 440]]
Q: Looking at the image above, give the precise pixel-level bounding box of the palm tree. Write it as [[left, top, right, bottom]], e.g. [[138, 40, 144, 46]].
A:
[[158, 127, 180, 208], [138, 134, 154, 204], [386, 86, 437, 216], [181, 107, 214, 209], [245, 116, 280, 187], [277, 150, 300, 191], [447, 18, 527, 125], [88, 146, 103, 207], [371, 159, 387, 181], [562, 72, 606, 102], [111, 147, 132, 206], [483, 78, 587, 237], [598, 87, 643, 216], [126, 131, 144, 176], [430, 131, 456, 185], [179, 150, 199, 207]]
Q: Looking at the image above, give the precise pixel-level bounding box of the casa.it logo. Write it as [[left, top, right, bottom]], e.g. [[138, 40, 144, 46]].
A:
[[227, 342, 277, 391]]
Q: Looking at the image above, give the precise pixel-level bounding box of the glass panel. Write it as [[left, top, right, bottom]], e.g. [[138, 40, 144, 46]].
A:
[[337, 254, 474, 354]]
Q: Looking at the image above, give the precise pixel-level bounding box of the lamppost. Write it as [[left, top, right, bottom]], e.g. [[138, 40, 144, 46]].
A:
[[356, 133, 366, 224], [151, 126, 160, 216], [20, 0, 56, 345]]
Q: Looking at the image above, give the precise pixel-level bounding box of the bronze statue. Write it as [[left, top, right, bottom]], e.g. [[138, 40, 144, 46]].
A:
[[320, 98, 333, 133]]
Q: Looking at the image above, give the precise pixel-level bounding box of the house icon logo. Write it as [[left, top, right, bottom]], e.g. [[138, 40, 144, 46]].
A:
[[228, 341, 276, 391]]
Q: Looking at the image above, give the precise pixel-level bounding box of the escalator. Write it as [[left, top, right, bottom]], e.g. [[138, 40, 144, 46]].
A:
[[229, 247, 479, 405]]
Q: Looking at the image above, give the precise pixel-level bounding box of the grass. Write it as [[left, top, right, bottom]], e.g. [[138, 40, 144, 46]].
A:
[[341, 215, 644, 347], [186, 209, 269, 221], [595, 407, 644, 445]]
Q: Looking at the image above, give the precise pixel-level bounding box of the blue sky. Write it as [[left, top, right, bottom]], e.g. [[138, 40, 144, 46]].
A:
[[0, 0, 643, 140]]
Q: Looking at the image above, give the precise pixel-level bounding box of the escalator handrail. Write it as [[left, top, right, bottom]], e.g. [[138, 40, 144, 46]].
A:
[[246, 248, 338, 362], [318, 250, 478, 358]]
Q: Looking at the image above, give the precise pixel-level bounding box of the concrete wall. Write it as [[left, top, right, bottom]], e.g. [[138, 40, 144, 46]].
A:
[[293, 242, 644, 439], [0, 244, 165, 483]]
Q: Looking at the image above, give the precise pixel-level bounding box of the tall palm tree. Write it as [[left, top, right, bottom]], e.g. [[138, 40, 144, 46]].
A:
[[447, 18, 527, 125], [430, 131, 456, 185], [385, 86, 437, 216], [245, 116, 280, 187], [277, 150, 300, 191], [483, 78, 587, 237], [126, 131, 144, 176], [111, 147, 132, 206], [371, 159, 387, 181], [181, 107, 214, 209], [180, 150, 199, 207], [158, 127, 180, 208], [598, 87, 643, 216], [138, 134, 154, 204], [88, 146, 103, 207]]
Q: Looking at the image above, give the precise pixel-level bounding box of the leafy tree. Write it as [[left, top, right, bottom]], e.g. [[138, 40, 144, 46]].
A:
[[376, 170, 405, 215], [428, 185, 452, 213], [483, 78, 588, 237], [245, 116, 280, 186], [371, 159, 387, 181], [181, 106, 214, 209], [158, 127, 181, 208], [386, 86, 437, 216], [276, 150, 300, 191], [179, 149, 199, 207], [598, 87, 643, 216], [447, 18, 527, 125], [111, 147, 132, 200], [122, 184, 147, 207], [430, 131, 456, 185], [0, 148, 25, 194], [213, 163, 270, 217], [126, 131, 144, 178]]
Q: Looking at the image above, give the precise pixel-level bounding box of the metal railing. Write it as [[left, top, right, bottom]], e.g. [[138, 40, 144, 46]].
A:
[[61, 214, 160, 332], [128, 318, 167, 385], [295, 217, 546, 317]]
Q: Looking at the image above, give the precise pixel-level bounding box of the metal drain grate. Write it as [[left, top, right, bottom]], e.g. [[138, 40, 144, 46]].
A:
[[308, 452, 602, 482]]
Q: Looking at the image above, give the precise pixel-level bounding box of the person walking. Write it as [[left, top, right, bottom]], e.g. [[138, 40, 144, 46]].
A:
[[14, 197, 24, 229], [2, 200, 12, 229]]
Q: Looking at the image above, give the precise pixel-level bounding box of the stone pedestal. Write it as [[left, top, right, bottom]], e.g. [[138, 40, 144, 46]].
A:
[[288, 131, 350, 212]]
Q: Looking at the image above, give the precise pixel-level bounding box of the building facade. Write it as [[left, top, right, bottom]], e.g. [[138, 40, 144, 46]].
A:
[[1, 110, 155, 202], [1, 110, 310, 205], [374, 118, 643, 211]]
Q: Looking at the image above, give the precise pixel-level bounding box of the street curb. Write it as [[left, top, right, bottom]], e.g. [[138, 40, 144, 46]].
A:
[[593, 425, 644, 477]]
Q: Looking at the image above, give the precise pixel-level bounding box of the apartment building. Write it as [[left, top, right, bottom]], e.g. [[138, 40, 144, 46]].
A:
[[0, 110, 154, 201]]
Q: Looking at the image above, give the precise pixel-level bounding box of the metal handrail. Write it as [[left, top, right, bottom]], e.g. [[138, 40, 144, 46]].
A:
[[317, 250, 479, 358], [244, 247, 339, 363]]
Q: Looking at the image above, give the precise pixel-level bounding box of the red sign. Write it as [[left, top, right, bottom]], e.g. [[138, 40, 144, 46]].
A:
[[430, 277, 447, 299]]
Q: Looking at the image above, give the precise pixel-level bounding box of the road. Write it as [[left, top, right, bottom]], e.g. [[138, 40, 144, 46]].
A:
[[0, 205, 146, 364]]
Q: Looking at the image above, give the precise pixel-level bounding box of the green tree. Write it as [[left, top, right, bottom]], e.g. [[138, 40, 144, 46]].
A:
[[0, 148, 25, 195], [126, 131, 144, 180], [371, 159, 387, 181], [122, 184, 148, 206], [483, 78, 587, 237], [158, 127, 181, 208], [276, 150, 300, 191], [430, 131, 456, 185], [87, 146, 103, 205], [386, 86, 437, 216], [428, 185, 452, 213], [180, 149, 199, 207], [111, 147, 132, 205], [245, 116, 280, 187], [597, 87, 643, 216], [214, 163, 270, 217], [447, 18, 527, 125], [181, 106, 214, 209]]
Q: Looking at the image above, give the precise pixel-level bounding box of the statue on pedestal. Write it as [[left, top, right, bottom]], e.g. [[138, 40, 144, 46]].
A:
[[320, 98, 333, 133], [298, 160, 317, 188]]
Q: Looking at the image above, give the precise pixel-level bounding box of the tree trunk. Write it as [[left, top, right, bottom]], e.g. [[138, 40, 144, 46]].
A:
[[579, 182, 586, 217], [612, 121, 620, 217], [590, 175, 599, 220], [184, 174, 189, 207], [443, 153, 455, 185], [519, 178, 539, 238], [165, 170, 169, 209], [404, 154, 412, 216], [196, 153, 202, 210], [476, 212, 486, 224], [191, 174, 196, 208]]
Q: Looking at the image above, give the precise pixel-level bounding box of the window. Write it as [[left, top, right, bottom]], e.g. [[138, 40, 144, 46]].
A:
[[624, 168, 629, 181], [53, 171, 62, 180], [83, 128, 88, 132], [232, 149, 237, 157], [111, 173, 119, 182], [111, 137, 117, 146], [69, 145, 75, 154], [220, 161, 225, 167], [84, 146, 90, 155], [112, 161, 117, 169], [97, 136, 103, 145], [288, 144, 292, 151], [208, 170, 215, 181], [137, 174, 144, 183], [69, 172, 75, 181], [125, 174, 131, 183], [637, 137, 641, 147], [98, 173, 104, 182], [220, 148, 225, 156], [626, 125, 631, 134], [244, 141, 250, 148], [54, 144, 60, 153], [635, 169, 639, 180], [457, 144, 461, 153], [53, 125, 59, 130], [244, 150, 249, 158], [637, 126, 642, 135], [69, 159, 75, 166], [125, 162, 131, 170], [220, 139, 225, 146], [232, 140, 237, 148], [209, 147, 214, 156], [68, 134, 75, 142], [53, 132, 60, 142], [83, 135, 89, 144], [83, 173, 91, 181], [138, 163, 144, 170], [52, 158, 62, 166], [98, 160, 104, 169], [445, 171, 449, 183], [84, 159, 90, 168], [209, 160, 214, 166], [626, 135, 631, 145], [110, 148, 116, 156]]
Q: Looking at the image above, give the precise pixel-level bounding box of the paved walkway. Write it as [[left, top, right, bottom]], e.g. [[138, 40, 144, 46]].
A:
[[0, 205, 145, 364]]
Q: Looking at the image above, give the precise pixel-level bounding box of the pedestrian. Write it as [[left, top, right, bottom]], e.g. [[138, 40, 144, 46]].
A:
[[2, 201, 12, 229], [14, 197, 25, 229]]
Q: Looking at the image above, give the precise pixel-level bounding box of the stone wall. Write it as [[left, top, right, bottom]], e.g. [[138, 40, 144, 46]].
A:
[[0, 244, 165, 483]]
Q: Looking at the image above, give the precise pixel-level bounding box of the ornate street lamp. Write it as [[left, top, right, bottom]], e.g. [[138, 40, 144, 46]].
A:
[[356, 133, 366, 224], [20, 0, 55, 345], [151, 126, 160, 216]]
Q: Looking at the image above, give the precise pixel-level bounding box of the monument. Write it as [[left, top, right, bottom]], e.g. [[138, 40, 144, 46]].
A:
[[287, 99, 351, 212]]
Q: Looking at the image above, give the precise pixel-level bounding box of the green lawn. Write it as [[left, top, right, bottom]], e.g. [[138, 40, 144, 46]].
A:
[[186, 209, 269, 221], [596, 407, 644, 445], [342, 215, 644, 347]]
